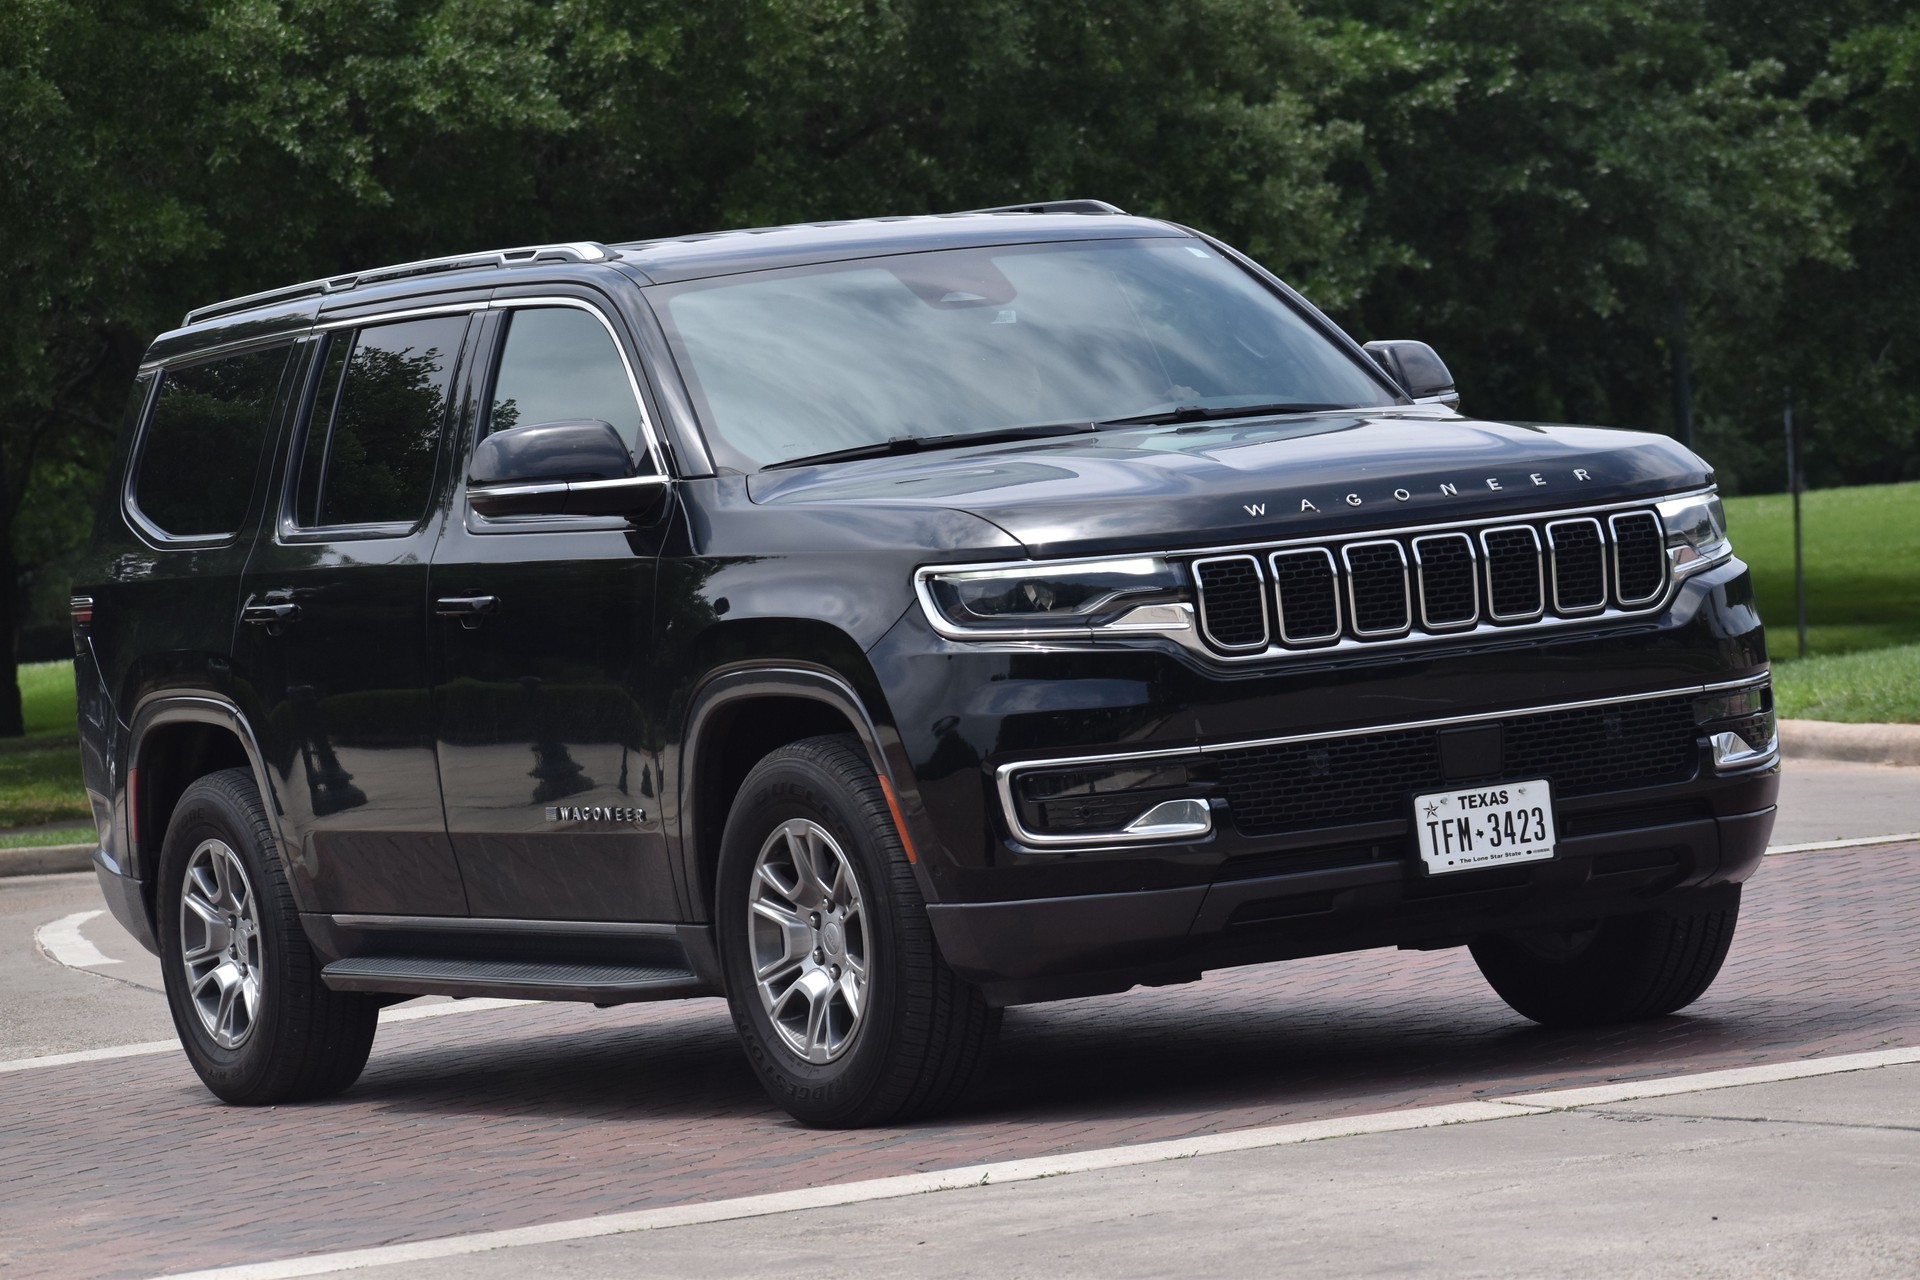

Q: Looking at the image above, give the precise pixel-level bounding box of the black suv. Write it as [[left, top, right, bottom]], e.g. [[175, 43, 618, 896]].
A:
[[75, 201, 1778, 1126]]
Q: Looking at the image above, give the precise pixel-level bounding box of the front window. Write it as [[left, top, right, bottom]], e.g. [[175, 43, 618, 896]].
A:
[[652, 237, 1396, 471]]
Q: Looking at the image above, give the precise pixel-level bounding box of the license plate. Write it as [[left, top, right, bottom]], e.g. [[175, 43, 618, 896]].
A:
[[1414, 779, 1556, 875]]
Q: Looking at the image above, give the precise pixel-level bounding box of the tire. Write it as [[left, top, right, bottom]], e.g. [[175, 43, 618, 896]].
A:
[[156, 767, 379, 1103], [1469, 890, 1741, 1028], [715, 735, 998, 1127]]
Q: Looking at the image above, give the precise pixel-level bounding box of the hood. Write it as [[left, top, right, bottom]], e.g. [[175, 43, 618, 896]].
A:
[[744, 409, 1712, 558]]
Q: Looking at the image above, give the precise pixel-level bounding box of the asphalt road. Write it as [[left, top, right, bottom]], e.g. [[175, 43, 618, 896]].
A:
[[4, 757, 1916, 1279]]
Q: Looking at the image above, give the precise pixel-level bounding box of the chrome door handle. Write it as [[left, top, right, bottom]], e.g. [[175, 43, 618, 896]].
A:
[[241, 598, 300, 627], [435, 595, 499, 629]]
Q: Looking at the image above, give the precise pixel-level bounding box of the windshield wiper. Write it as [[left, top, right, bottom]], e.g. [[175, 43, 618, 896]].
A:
[[762, 420, 1100, 470], [1096, 402, 1355, 428]]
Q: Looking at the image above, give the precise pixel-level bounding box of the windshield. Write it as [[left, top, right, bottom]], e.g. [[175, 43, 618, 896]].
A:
[[652, 237, 1398, 470]]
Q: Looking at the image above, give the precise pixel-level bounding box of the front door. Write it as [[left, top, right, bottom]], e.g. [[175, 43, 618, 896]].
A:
[[237, 310, 476, 917], [428, 296, 677, 921]]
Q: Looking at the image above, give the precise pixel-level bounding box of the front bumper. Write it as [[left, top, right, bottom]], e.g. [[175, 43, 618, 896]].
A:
[[929, 771, 1775, 1006]]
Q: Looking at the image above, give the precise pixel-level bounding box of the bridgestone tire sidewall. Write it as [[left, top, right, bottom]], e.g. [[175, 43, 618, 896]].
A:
[[716, 747, 907, 1123], [156, 772, 303, 1099]]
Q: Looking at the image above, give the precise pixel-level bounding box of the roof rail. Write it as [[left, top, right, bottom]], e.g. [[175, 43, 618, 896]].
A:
[[181, 242, 619, 328], [956, 199, 1128, 217]]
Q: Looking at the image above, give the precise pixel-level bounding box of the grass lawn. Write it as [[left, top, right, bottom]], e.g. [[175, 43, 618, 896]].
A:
[[1769, 640, 1920, 724], [1723, 480, 1920, 659], [2, 660, 88, 829], [0, 824, 94, 849]]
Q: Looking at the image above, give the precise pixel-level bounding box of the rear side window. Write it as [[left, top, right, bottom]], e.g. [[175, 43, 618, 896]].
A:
[[294, 315, 467, 529], [133, 345, 292, 538]]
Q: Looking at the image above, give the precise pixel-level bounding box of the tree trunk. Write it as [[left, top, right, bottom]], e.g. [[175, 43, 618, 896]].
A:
[[1669, 293, 1694, 450], [0, 478, 24, 739]]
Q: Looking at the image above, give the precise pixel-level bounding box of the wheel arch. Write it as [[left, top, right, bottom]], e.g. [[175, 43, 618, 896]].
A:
[[125, 694, 291, 933], [676, 663, 921, 921]]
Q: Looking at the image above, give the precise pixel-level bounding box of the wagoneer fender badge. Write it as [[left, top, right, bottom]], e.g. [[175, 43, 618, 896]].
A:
[[544, 805, 645, 823]]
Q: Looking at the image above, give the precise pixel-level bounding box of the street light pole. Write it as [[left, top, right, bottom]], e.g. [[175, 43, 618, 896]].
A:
[[1785, 386, 1807, 659]]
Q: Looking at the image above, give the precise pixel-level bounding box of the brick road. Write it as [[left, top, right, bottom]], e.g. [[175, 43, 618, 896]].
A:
[[4, 842, 1916, 1280]]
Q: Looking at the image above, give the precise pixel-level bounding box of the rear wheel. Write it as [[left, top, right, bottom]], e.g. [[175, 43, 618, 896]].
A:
[[1470, 891, 1741, 1027], [716, 735, 998, 1127], [157, 767, 379, 1103]]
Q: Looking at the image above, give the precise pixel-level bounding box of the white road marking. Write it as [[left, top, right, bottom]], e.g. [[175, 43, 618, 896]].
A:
[[0, 997, 538, 1075], [1767, 831, 1920, 855], [35, 910, 121, 968], [146, 1046, 1920, 1280]]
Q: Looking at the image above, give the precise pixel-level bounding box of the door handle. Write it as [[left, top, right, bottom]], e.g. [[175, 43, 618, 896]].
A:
[[435, 595, 499, 629], [241, 597, 300, 629]]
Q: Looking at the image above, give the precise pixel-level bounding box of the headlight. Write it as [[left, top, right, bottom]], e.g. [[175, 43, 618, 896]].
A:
[[1656, 490, 1732, 574], [917, 556, 1189, 636]]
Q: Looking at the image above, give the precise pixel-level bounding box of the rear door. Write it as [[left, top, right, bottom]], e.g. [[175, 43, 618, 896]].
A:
[[428, 292, 678, 921], [235, 307, 477, 916]]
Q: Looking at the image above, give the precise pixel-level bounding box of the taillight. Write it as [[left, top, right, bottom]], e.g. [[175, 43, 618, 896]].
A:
[[70, 595, 93, 654]]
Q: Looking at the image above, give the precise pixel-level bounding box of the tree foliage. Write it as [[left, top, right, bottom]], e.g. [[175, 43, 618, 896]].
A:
[[1, 0, 1912, 731]]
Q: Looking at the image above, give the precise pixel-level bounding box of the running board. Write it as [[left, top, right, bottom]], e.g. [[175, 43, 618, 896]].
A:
[[321, 956, 714, 1004]]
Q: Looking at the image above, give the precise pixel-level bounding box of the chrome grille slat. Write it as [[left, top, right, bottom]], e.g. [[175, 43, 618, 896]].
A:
[[1187, 502, 1673, 657], [1411, 533, 1477, 629], [1480, 525, 1545, 622], [1609, 511, 1668, 606], [1341, 540, 1411, 637], [1192, 554, 1270, 650], [1547, 518, 1607, 614], [1270, 548, 1342, 644]]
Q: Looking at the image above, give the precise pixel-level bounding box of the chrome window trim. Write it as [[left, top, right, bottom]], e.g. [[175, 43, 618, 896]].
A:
[[123, 342, 297, 551], [1191, 553, 1271, 651], [1269, 547, 1343, 645], [1609, 510, 1670, 607], [1479, 524, 1546, 623], [278, 315, 475, 543], [993, 673, 1770, 849], [1546, 517, 1608, 615], [1410, 532, 1479, 631], [480, 296, 670, 480], [312, 301, 489, 331], [1340, 539, 1412, 638]]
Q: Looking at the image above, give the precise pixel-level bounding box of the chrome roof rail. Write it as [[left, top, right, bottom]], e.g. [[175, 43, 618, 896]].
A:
[[182, 242, 619, 327], [956, 199, 1128, 216]]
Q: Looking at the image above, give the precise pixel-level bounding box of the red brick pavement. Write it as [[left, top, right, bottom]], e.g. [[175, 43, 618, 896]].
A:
[[4, 843, 1917, 1280]]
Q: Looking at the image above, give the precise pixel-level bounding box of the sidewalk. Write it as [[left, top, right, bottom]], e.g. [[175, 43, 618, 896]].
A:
[[175, 1055, 1920, 1280]]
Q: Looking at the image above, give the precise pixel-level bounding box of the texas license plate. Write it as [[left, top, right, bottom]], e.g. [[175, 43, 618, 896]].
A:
[[1414, 779, 1557, 875]]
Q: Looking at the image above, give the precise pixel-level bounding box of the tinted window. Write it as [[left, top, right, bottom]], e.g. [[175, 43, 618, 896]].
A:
[[294, 316, 465, 528], [489, 307, 650, 465], [134, 345, 291, 538], [656, 238, 1393, 470]]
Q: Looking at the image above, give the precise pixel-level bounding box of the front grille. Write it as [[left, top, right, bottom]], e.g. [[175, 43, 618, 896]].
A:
[[1215, 693, 1700, 836], [1187, 503, 1670, 657]]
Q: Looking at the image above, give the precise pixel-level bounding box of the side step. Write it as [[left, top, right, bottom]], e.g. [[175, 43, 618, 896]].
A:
[[321, 956, 714, 1005]]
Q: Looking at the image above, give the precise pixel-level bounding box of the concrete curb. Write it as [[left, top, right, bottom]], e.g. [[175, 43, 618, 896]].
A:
[[0, 844, 96, 878], [1780, 718, 1920, 768]]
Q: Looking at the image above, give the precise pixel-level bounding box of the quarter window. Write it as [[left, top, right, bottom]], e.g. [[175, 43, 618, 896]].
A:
[[133, 345, 292, 539], [488, 307, 651, 468], [294, 315, 467, 528]]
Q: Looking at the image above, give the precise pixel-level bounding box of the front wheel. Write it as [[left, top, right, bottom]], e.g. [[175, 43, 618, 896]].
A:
[[716, 736, 998, 1127], [1470, 891, 1741, 1027], [157, 768, 379, 1103]]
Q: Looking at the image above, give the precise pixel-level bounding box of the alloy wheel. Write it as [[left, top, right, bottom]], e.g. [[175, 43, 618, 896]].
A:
[[179, 838, 264, 1049], [747, 818, 870, 1064]]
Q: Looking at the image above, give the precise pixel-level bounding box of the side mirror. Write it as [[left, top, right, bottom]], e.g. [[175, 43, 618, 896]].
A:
[[468, 419, 663, 517], [1363, 340, 1460, 410]]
